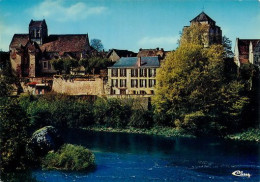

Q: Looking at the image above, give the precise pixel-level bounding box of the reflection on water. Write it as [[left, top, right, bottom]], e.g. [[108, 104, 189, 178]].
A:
[[3, 129, 259, 182]]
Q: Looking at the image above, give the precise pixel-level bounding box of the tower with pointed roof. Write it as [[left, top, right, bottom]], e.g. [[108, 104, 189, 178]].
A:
[[29, 19, 48, 45], [184, 12, 222, 47]]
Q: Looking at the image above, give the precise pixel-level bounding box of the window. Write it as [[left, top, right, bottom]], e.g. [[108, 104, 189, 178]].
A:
[[43, 61, 48, 69], [140, 68, 147, 77], [140, 90, 146, 95], [149, 68, 156, 77], [140, 79, 147, 88], [131, 69, 138, 77], [112, 79, 118, 87], [120, 68, 126, 77], [131, 79, 138, 88], [133, 90, 136, 94], [112, 69, 118, 77], [149, 79, 156, 87], [120, 79, 126, 87], [150, 90, 154, 95], [37, 29, 41, 38]]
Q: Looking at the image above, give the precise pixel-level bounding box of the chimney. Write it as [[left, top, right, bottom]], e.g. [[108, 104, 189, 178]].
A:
[[138, 57, 141, 67]]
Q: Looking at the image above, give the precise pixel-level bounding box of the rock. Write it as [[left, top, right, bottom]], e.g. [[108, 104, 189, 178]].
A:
[[29, 126, 63, 156]]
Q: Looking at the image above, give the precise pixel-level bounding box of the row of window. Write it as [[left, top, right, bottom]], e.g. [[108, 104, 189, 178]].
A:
[[111, 68, 156, 77], [111, 90, 154, 95], [111, 79, 156, 88]]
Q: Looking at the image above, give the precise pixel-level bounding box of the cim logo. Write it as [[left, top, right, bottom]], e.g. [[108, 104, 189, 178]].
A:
[[232, 170, 251, 178]]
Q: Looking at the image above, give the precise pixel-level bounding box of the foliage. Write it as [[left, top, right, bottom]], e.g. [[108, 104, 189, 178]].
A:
[[180, 23, 208, 46], [93, 98, 132, 128], [79, 58, 90, 74], [226, 128, 260, 142], [222, 36, 234, 58], [63, 58, 78, 74], [50, 59, 64, 75], [153, 26, 251, 136], [0, 98, 31, 172], [19, 93, 94, 129], [90, 39, 104, 52], [88, 57, 112, 74], [0, 76, 13, 96], [42, 144, 95, 171]]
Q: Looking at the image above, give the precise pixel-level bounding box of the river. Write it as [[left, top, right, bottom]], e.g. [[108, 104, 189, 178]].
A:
[[28, 129, 260, 182]]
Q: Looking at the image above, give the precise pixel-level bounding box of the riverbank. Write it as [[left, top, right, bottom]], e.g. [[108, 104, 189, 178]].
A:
[[83, 126, 195, 138], [83, 126, 260, 143], [226, 128, 260, 143]]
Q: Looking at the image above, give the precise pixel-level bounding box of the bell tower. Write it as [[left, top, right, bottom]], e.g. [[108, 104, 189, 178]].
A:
[[29, 19, 48, 45]]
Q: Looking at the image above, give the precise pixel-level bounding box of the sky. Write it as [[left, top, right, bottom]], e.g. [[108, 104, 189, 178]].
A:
[[0, 0, 260, 52]]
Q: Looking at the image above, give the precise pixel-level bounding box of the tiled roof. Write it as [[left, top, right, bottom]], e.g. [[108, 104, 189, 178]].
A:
[[237, 39, 260, 64], [40, 34, 90, 53], [190, 12, 215, 23], [110, 56, 159, 68], [238, 39, 260, 55], [9, 34, 29, 49], [137, 48, 164, 58]]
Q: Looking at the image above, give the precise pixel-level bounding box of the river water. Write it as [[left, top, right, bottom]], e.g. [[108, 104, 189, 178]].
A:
[[31, 129, 259, 182]]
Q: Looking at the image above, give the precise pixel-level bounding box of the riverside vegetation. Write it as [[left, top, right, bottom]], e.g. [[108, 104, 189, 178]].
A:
[[0, 23, 259, 175]]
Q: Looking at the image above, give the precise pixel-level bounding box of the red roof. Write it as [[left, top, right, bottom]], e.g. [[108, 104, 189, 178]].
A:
[[9, 34, 29, 49], [40, 34, 89, 53], [237, 39, 260, 64]]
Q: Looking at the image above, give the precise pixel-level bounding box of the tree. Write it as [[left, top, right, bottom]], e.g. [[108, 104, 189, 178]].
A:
[[222, 36, 234, 58], [50, 59, 64, 75], [90, 39, 104, 52], [153, 24, 250, 136], [180, 23, 208, 46], [0, 98, 31, 172], [63, 58, 78, 74], [79, 58, 90, 75]]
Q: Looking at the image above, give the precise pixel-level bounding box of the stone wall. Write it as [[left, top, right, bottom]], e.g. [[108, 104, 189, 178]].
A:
[[52, 77, 105, 96]]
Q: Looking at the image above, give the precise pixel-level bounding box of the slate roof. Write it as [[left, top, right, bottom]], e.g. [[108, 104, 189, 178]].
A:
[[29, 20, 47, 27], [9, 34, 29, 49], [110, 56, 160, 68], [190, 12, 215, 23], [40, 34, 89, 53], [107, 49, 136, 58]]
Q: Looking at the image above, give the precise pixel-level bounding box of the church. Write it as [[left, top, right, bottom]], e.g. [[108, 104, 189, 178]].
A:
[[9, 19, 92, 77]]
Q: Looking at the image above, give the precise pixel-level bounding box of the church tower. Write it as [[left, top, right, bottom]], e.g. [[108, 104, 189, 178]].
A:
[[29, 19, 48, 45]]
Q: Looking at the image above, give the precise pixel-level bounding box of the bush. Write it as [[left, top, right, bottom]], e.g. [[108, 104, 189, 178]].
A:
[[42, 144, 95, 171], [93, 98, 132, 128]]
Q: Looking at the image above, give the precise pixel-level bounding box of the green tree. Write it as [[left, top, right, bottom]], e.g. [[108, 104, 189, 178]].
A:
[[50, 58, 64, 75], [180, 23, 208, 46], [222, 36, 234, 58], [0, 98, 30, 172], [63, 58, 79, 74], [153, 25, 249, 136], [79, 58, 90, 75]]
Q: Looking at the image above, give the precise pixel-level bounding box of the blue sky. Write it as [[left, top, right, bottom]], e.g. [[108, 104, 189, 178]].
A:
[[0, 0, 260, 52]]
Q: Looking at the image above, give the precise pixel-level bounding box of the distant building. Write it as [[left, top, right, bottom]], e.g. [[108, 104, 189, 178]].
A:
[[234, 38, 260, 67], [107, 49, 136, 62], [183, 12, 222, 47], [137, 48, 166, 60], [9, 19, 91, 77], [107, 56, 159, 96]]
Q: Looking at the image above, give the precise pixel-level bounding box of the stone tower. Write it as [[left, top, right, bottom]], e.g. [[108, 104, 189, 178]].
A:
[[29, 19, 48, 45], [184, 12, 222, 47]]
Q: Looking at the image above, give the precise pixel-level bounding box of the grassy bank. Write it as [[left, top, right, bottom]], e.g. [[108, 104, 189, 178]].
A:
[[226, 128, 260, 142], [83, 126, 195, 138]]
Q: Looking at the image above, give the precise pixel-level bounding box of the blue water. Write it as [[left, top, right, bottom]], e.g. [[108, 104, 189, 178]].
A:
[[32, 129, 259, 182]]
